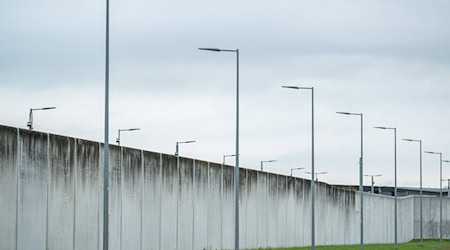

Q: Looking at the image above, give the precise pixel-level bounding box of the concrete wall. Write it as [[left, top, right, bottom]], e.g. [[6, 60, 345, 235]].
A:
[[0, 124, 447, 250]]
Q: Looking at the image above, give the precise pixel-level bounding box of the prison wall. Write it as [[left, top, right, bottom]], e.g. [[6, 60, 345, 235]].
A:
[[0, 124, 446, 250]]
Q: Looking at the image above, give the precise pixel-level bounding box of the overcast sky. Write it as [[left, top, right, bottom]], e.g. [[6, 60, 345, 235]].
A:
[[1, 0, 450, 188]]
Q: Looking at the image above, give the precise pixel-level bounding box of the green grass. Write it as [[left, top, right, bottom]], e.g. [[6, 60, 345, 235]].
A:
[[248, 239, 450, 250]]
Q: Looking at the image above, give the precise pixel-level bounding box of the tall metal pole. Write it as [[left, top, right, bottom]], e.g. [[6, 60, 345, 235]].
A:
[[425, 151, 444, 245], [402, 138, 422, 245], [337, 111, 364, 249], [198, 47, 239, 249], [283, 85, 314, 248], [419, 141, 423, 246], [311, 87, 315, 250], [234, 49, 240, 250], [394, 128, 397, 249], [376, 126, 397, 248], [360, 115, 363, 250], [103, 0, 110, 248]]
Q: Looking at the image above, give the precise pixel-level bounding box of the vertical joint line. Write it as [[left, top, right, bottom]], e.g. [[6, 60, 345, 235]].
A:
[[140, 150, 144, 250], [192, 159, 195, 250], [98, 142, 102, 250], [176, 155, 179, 250], [158, 153, 162, 250], [207, 162, 210, 247], [220, 163, 223, 249], [15, 128, 20, 250], [46, 134, 50, 250], [120, 147, 123, 250], [73, 138, 77, 250]]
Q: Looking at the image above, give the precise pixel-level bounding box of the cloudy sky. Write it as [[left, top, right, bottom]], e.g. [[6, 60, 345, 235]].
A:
[[1, 0, 450, 188]]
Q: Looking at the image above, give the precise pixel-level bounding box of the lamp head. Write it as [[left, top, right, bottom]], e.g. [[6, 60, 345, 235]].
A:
[[282, 86, 300, 89], [337, 111, 362, 116], [199, 48, 221, 52]]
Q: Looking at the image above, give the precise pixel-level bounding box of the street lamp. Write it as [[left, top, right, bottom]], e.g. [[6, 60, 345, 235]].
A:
[[337, 111, 364, 250], [116, 128, 140, 146], [223, 154, 236, 165], [291, 167, 305, 177], [175, 140, 196, 156], [27, 107, 56, 130], [424, 151, 444, 245], [305, 171, 328, 182], [402, 138, 423, 246], [363, 174, 382, 193], [199, 47, 240, 250], [282, 85, 315, 249], [374, 126, 398, 248], [260, 160, 276, 171], [103, 0, 110, 249]]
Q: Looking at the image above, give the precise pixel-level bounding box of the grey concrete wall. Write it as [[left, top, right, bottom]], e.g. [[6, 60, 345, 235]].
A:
[[0, 124, 446, 250]]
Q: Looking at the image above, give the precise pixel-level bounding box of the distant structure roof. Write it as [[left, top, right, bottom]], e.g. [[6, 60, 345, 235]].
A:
[[332, 184, 448, 197]]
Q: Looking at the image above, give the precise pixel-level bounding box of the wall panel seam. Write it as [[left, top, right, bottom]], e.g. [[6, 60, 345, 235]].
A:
[[15, 128, 19, 250], [73, 138, 77, 250], [98, 142, 102, 250], [46, 133, 50, 250], [120, 147, 123, 250], [140, 150, 144, 250], [158, 153, 162, 250], [191, 159, 195, 250]]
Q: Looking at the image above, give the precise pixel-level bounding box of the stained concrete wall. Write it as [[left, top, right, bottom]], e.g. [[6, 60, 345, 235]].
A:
[[0, 124, 447, 250]]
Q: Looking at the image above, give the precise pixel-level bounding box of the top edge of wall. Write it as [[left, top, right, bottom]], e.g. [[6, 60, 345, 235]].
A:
[[0, 123, 353, 193]]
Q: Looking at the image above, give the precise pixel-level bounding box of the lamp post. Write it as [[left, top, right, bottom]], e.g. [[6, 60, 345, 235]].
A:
[[116, 128, 140, 146], [402, 138, 423, 246], [199, 47, 239, 250], [223, 154, 236, 165], [27, 107, 56, 130], [260, 160, 276, 171], [282, 85, 315, 249], [424, 151, 443, 245], [364, 174, 382, 193], [291, 167, 305, 177], [374, 126, 397, 248], [337, 111, 364, 250], [175, 140, 196, 156], [103, 0, 110, 249], [305, 171, 328, 182]]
